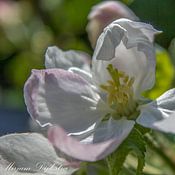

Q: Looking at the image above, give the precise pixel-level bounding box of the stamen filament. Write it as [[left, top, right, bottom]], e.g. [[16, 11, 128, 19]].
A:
[[100, 64, 137, 118]]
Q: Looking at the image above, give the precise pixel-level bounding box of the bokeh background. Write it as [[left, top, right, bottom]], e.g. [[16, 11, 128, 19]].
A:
[[0, 0, 175, 174]]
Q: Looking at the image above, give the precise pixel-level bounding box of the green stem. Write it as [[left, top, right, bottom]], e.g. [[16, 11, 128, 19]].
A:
[[106, 157, 114, 175], [144, 134, 175, 174], [76, 162, 87, 175]]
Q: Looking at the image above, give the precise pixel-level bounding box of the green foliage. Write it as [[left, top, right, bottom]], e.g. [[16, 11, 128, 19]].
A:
[[0, 0, 98, 107], [169, 38, 175, 66], [106, 126, 146, 175], [121, 0, 135, 5], [5, 52, 43, 88], [1, 0, 175, 109], [130, 0, 175, 47]]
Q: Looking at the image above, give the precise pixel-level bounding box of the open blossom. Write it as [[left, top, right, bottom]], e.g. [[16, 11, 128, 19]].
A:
[[87, 1, 139, 47], [24, 19, 175, 162]]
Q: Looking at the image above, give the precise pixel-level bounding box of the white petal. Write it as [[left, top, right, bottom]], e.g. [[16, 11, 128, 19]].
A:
[[93, 23, 124, 61], [68, 67, 93, 85], [24, 69, 102, 133], [137, 88, 175, 133], [148, 114, 175, 133], [113, 42, 155, 97], [48, 119, 134, 161], [93, 19, 159, 61], [0, 133, 77, 175], [93, 118, 134, 143], [116, 18, 161, 45], [92, 19, 159, 97], [45, 46, 91, 72], [92, 56, 111, 86]]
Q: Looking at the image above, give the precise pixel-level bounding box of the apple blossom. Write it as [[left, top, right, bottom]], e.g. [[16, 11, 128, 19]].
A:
[[24, 19, 175, 162]]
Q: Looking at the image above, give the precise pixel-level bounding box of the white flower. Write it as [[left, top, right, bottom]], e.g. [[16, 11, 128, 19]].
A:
[[0, 133, 79, 175], [24, 19, 175, 162]]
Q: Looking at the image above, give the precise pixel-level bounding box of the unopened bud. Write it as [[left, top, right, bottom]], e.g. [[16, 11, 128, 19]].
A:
[[0, 0, 21, 26], [87, 1, 138, 48]]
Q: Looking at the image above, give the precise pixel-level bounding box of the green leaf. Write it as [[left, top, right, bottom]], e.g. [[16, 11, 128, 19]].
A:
[[106, 126, 146, 175], [106, 144, 130, 175], [169, 37, 175, 66], [130, 0, 175, 47], [121, 0, 135, 5], [86, 161, 109, 175], [127, 128, 146, 175]]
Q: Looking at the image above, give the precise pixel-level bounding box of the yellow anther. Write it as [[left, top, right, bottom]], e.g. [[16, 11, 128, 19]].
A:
[[107, 80, 115, 86], [100, 85, 108, 91], [124, 76, 129, 83], [127, 77, 135, 87], [100, 64, 136, 117], [107, 64, 120, 86], [118, 71, 125, 77]]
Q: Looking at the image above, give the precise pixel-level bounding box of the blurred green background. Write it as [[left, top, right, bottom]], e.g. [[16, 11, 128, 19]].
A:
[[0, 0, 175, 109], [0, 0, 175, 174]]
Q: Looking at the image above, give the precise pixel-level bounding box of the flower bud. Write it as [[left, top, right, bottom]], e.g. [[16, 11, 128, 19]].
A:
[[0, 0, 21, 26], [86, 1, 139, 48]]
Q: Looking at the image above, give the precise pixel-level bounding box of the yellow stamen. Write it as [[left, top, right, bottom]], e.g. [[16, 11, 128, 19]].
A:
[[100, 64, 137, 118]]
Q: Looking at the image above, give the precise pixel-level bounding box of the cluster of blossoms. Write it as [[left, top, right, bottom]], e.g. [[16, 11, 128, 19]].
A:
[[24, 18, 175, 163]]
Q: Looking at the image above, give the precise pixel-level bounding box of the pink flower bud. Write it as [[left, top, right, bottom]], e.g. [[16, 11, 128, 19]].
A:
[[87, 1, 139, 48], [0, 0, 21, 26]]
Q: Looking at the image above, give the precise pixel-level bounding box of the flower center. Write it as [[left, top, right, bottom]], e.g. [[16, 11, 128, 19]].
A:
[[100, 64, 138, 119]]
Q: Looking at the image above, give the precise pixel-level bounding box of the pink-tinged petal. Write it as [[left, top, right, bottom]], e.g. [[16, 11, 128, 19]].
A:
[[137, 88, 175, 134], [24, 69, 102, 133], [64, 161, 81, 169], [88, 1, 138, 22], [92, 19, 160, 97], [87, 1, 138, 47], [48, 119, 134, 161], [45, 46, 91, 72]]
